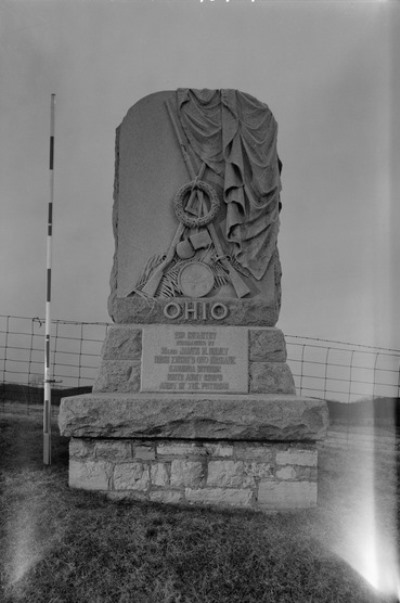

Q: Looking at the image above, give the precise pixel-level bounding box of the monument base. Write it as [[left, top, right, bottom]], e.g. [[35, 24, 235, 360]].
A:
[[59, 393, 328, 512], [91, 324, 297, 396]]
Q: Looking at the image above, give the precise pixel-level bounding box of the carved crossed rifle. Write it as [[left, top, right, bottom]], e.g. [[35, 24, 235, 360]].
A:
[[141, 99, 250, 299], [141, 161, 206, 297]]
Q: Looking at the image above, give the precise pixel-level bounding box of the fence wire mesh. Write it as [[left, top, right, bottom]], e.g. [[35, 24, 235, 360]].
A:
[[0, 315, 399, 409], [286, 335, 400, 403], [0, 315, 109, 390]]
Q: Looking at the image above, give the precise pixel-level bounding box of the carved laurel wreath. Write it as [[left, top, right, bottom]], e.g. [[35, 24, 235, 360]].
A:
[[174, 180, 220, 228]]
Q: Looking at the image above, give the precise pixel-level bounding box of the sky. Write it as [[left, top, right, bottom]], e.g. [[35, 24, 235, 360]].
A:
[[0, 0, 399, 349]]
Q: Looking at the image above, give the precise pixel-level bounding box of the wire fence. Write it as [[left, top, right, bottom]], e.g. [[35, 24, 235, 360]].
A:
[[0, 315, 109, 390], [286, 335, 400, 403], [0, 315, 399, 407]]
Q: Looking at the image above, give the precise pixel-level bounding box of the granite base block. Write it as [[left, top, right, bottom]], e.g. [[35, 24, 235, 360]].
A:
[[59, 393, 328, 440]]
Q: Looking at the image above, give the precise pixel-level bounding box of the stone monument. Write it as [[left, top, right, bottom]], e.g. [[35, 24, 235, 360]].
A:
[[59, 89, 328, 511]]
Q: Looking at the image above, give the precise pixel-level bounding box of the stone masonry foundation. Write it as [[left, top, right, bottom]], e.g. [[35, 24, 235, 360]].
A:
[[68, 437, 318, 511]]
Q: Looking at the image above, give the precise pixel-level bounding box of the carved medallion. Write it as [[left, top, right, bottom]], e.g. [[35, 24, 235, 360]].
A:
[[179, 262, 215, 298]]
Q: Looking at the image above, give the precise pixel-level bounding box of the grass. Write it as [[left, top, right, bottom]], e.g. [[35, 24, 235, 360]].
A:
[[0, 409, 399, 603]]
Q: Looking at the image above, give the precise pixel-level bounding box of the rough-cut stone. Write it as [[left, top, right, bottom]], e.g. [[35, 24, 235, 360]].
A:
[[133, 445, 156, 461], [207, 461, 255, 488], [69, 438, 93, 460], [244, 462, 273, 478], [65, 434, 322, 511], [92, 360, 141, 393], [93, 440, 132, 462], [150, 463, 169, 487], [275, 466, 297, 480], [114, 463, 150, 490], [275, 449, 318, 467], [234, 444, 273, 462], [258, 480, 317, 509], [249, 329, 287, 362], [185, 487, 254, 507], [107, 491, 147, 502], [249, 362, 296, 395], [204, 443, 233, 458], [295, 466, 317, 480], [149, 490, 183, 504], [69, 460, 112, 490], [170, 460, 205, 488], [156, 442, 207, 458], [102, 326, 142, 360], [59, 393, 328, 441]]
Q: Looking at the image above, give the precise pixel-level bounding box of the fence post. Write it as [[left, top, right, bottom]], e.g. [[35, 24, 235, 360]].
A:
[[299, 344, 306, 397], [397, 358, 400, 399], [372, 352, 380, 401], [78, 323, 84, 387], [323, 347, 331, 400]]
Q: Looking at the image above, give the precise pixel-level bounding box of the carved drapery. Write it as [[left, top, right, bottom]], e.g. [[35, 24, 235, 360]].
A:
[[177, 88, 282, 281]]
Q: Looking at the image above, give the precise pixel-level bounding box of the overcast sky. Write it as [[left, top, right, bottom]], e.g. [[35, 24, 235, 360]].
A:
[[0, 0, 399, 349]]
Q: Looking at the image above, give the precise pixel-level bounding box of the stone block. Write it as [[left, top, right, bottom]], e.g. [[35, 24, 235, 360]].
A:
[[93, 440, 132, 462], [69, 460, 112, 490], [59, 393, 329, 441], [149, 490, 183, 504], [150, 463, 169, 487], [102, 326, 142, 360], [249, 362, 296, 395], [296, 466, 317, 480], [170, 460, 205, 488], [204, 443, 233, 458], [92, 360, 141, 393], [185, 487, 254, 507], [126, 364, 141, 392], [156, 442, 207, 458], [69, 438, 94, 460], [133, 445, 156, 461], [234, 444, 273, 461], [207, 461, 254, 488], [243, 462, 273, 478], [114, 463, 150, 491], [258, 480, 317, 509], [106, 491, 147, 502], [275, 448, 317, 467], [275, 466, 297, 480], [249, 329, 287, 362]]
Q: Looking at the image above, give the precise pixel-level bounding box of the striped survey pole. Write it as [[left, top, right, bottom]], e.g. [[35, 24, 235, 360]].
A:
[[43, 93, 56, 465]]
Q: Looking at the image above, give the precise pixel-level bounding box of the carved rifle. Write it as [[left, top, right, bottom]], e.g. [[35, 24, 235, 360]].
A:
[[140, 162, 206, 297]]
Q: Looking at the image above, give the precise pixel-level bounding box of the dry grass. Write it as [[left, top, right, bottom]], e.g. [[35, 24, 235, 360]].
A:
[[0, 411, 398, 603]]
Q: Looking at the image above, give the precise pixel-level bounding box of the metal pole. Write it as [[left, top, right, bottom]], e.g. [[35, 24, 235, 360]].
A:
[[43, 93, 55, 465]]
